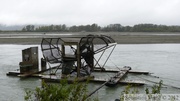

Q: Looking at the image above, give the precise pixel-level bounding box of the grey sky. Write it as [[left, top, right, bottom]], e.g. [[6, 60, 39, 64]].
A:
[[0, 0, 180, 26]]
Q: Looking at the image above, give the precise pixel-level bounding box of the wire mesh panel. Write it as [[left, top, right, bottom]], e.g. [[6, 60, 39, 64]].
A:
[[41, 35, 116, 76], [41, 38, 64, 64], [41, 38, 65, 75], [79, 35, 117, 71]]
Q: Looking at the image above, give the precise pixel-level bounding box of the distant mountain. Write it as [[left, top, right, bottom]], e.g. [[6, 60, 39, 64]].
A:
[[0, 25, 24, 31]]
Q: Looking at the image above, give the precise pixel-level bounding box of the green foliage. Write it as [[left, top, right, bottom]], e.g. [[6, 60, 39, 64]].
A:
[[35, 24, 68, 32], [69, 23, 101, 32], [145, 80, 163, 94], [24, 89, 34, 101], [22, 25, 35, 31], [120, 85, 139, 101], [25, 80, 163, 101], [120, 80, 163, 101], [25, 79, 97, 101], [145, 80, 163, 100]]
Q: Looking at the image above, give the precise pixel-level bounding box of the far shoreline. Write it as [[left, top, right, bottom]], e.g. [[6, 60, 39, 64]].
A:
[[0, 32, 180, 44]]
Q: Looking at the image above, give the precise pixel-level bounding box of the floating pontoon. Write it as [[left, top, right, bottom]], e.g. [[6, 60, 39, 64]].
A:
[[7, 34, 149, 87]]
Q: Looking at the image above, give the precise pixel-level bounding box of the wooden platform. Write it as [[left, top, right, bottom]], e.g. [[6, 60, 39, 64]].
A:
[[6, 67, 147, 85], [42, 75, 94, 83], [18, 72, 39, 77], [6, 70, 20, 76], [41, 75, 145, 85], [6, 66, 57, 77], [41, 67, 145, 85], [7, 67, 149, 77], [94, 68, 149, 74], [106, 68, 129, 86]]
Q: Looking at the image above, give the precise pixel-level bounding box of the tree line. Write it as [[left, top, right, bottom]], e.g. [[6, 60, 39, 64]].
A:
[[21, 23, 180, 32]]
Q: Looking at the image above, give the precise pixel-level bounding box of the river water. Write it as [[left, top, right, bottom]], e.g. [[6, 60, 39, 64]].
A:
[[0, 44, 180, 101]]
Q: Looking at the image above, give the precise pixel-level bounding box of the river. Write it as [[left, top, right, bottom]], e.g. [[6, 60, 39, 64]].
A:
[[0, 44, 180, 101]]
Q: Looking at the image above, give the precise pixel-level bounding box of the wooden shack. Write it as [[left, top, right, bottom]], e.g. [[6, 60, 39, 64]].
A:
[[19, 47, 39, 74]]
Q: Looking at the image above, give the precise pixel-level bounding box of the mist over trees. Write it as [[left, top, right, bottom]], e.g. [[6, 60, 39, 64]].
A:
[[21, 23, 180, 32], [0, 24, 24, 31], [22, 25, 35, 31], [1, 23, 180, 32]]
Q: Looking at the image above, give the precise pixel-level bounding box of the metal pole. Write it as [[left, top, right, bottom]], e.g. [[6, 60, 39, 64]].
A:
[[102, 44, 116, 68]]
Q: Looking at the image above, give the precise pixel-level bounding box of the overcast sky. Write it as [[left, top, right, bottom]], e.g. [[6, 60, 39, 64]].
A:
[[0, 0, 180, 26]]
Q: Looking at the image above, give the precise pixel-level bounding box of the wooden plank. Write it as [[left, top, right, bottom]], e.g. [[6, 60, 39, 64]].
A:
[[6, 70, 20, 76], [42, 75, 94, 83], [6, 65, 60, 77], [90, 78, 145, 85], [18, 72, 37, 77], [41, 74, 145, 85], [119, 80, 145, 85], [94, 68, 149, 74], [128, 70, 149, 74], [105, 69, 129, 87], [37, 66, 149, 74]]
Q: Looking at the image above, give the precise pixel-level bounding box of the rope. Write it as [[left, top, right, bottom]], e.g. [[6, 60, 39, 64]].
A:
[[108, 57, 122, 71]]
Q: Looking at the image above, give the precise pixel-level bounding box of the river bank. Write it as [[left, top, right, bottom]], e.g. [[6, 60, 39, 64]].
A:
[[0, 32, 180, 44]]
